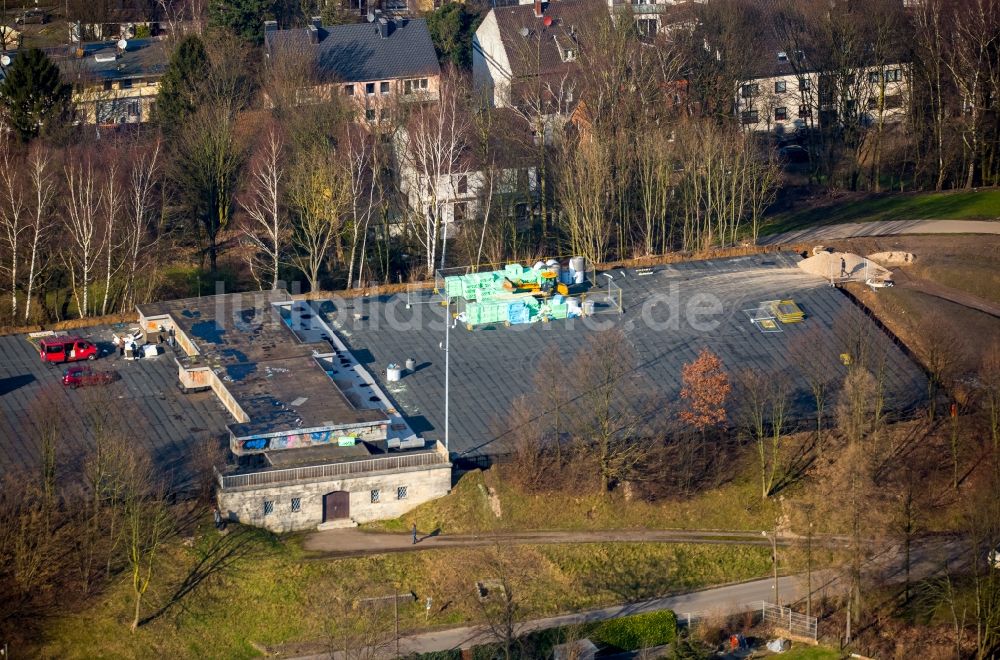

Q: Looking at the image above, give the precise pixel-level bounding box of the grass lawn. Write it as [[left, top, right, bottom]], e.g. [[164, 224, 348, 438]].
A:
[[37, 524, 773, 659], [365, 467, 780, 535], [770, 645, 843, 659], [763, 188, 1000, 235]]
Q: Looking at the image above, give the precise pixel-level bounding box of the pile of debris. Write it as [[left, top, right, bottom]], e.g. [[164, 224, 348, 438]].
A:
[[798, 247, 893, 287]]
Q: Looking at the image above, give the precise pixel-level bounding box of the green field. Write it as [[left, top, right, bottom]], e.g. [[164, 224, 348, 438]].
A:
[[37, 526, 772, 659], [764, 188, 1000, 235]]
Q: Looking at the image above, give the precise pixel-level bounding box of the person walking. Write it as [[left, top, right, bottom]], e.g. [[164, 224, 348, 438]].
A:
[[840, 257, 847, 278], [412, 523, 418, 545]]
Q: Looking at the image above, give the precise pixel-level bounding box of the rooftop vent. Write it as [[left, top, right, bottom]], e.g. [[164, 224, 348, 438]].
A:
[[308, 23, 319, 44], [777, 50, 788, 61], [378, 16, 394, 39], [311, 15, 322, 29], [94, 52, 117, 63], [264, 20, 277, 33]]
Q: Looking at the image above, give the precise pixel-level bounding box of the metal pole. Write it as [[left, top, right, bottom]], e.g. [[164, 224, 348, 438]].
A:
[[394, 591, 399, 658]]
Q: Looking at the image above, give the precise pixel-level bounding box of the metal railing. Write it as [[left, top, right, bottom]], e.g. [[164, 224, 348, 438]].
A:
[[215, 449, 448, 490], [761, 602, 818, 641]]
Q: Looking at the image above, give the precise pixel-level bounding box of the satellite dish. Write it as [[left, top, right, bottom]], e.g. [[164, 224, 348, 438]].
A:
[[117, 39, 128, 51], [367, 10, 375, 22], [0, 55, 10, 67], [519, 27, 530, 37]]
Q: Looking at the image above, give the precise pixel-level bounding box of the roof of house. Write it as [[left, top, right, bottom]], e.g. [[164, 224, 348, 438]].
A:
[[265, 18, 441, 84], [490, 0, 597, 79], [57, 38, 168, 83]]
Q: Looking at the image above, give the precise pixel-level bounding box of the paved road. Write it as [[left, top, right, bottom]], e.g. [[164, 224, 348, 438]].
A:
[[302, 528, 828, 557], [290, 537, 966, 659], [760, 219, 1000, 246]]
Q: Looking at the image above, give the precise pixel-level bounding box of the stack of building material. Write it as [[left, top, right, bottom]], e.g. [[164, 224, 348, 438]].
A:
[[771, 299, 805, 323]]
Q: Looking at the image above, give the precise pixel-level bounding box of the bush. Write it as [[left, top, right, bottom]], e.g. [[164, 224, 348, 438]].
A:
[[592, 610, 678, 651]]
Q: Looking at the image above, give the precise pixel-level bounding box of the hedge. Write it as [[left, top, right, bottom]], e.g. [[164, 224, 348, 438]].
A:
[[592, 609, 678, 651]]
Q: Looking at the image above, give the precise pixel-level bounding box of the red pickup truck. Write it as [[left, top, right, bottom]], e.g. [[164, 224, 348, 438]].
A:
[[39, 336, 99, 364], [62, 366, 117, 388]]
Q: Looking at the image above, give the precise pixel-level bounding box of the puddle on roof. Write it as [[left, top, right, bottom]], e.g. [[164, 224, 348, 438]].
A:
[[221, 348, 248, 362], [190, 320, 224, 344], [225, 363, 257, 381], [180, 309, 201, 318]]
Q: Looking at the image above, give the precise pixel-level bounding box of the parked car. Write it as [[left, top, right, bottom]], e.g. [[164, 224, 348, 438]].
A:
[[62, 366, 117, 388], [778, 144, 810, 163], [14, 9, 49, 24], [39, 336, 99, 363]]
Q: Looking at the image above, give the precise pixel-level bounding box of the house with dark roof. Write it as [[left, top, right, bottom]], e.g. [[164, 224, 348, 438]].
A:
[[264, 16, 441, 123], [473, 0, 592, 111], [0, 38, 167, 125]]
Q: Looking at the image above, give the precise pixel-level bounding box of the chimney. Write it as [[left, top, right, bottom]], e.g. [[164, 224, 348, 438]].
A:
[[533, 0, 543, 18], [264, 20, 277, 34], [308, 24, 319, 44], [378, 17, 393, 39], [311, 16, 322, 29]]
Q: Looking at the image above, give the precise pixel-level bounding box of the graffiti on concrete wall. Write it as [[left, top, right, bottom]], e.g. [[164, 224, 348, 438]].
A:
[[242, 431, 357, 451]]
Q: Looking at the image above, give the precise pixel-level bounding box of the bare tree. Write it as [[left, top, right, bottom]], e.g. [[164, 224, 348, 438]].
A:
[[741, 369, 789, 499], [63, 157, 105, 318], [0, 141, 26, 321], [287, 147, 350, 292], [123, 141, 161, 311], [241, 129, 286, 290]]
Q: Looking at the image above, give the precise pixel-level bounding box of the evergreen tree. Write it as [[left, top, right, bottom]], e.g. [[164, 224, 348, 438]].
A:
[[208, 0, 271, 46], [426, 2, 480, 69], [154, 35, 209, 138], [0, 48, 71, 141]]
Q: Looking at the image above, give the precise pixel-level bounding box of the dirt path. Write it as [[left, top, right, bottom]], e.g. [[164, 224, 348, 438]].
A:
[[760, 219, 1000, 246], [892, 269, 1000, 319], [302, 528, 829, 557]]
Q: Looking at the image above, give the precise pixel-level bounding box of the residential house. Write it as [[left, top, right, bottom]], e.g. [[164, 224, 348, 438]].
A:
[[733, 36, 909, 137], [264, 16, 441, 124], [473, 0, 590, 113], [395, 109, 539, 235], [55, 38, 167, 125], [606, 0, 699, 39]]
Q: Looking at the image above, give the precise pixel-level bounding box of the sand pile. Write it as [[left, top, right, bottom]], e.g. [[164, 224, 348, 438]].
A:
[[798, 251, 892, 281], [867, 251, 915, 267]]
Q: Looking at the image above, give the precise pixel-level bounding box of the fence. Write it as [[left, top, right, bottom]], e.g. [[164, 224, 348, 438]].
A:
[[216, 449, 449, 490], [761, 602, 818, 641]]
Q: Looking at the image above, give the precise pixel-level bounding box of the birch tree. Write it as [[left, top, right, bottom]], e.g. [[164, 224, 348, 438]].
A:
[[100, 163, 124, 317], [64, 158, 104, 318], [343, 127, 382, 291], [402, 75, 469, 276], [288, 148, 350, 292], [123, 142, 161, 311], [23, 148, 55, 322], [241, 130, 286, 290], [0, 143, 26, 320]]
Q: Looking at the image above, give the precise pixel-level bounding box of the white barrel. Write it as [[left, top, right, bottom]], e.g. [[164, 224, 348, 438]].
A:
[[567, 298, 581, 312], [582, 300, 595, 316], [387, 365, 402, 382], [405, 358, 416, 372], [574, 270, 585, 284], [570, 256, 585, 274], [545, 259, 559, 268], [533, 260, 546, 271]]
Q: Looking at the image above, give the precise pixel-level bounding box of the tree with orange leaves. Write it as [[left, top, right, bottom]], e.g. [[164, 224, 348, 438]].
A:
[[679, 348, 731, 432]]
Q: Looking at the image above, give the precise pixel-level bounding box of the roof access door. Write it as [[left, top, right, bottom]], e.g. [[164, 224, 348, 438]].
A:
[[323, 491, 350, 521]]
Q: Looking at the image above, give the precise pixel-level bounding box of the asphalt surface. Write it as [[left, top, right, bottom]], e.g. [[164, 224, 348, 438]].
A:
[[319, 252, 927, 458], [302, 528, 812, 557], [760, 219, 1000, 246], [0, 325, 231, 481]]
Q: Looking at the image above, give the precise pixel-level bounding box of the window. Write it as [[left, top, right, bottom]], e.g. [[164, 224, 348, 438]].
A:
[[404, 78, 429, 95], [291, 497, 301, 512], [120, 79, 133, 89], [456, 175, 468, 194], [365, 108, 375, 122], [636, 18, 657, 37], [397, 486, 408, 500], [844, 99, 857, 115], [370, 489, 380, 503], [798, 78, 810, 91], [868, 71, 880, 84], [798, 104, 811, 118], [884, 94, 902, 109], [867, 97, 879, 110], [345, 84, 355, 96], [885, 69, 901, 83], [103, 80, 113, 91], [774, 80, 787, 93], [263, 500, 274, 516], [740, 109, 759, 124], [774, 106, 788, 121], [740, 83, 759, 99], [844, 73, 856, 86], [453, 201, 468, 221], [127, 100, 140, 118], [380, 108, 389, 120], [365, 82, 375, 96], [380, 81, 390, 95]]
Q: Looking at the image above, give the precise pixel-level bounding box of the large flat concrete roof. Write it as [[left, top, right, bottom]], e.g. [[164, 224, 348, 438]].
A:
[[315, 251, 928, 458], [0, 324, 230, 480], [139, 292, 386, 439]]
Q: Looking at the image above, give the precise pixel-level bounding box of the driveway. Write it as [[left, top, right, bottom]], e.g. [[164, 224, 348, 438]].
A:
[[759, 219, 1000, 246]]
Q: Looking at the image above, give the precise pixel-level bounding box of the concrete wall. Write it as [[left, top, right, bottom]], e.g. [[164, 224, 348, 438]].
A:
[[473, 12, 511, 108], [216, 463, 452, 533]]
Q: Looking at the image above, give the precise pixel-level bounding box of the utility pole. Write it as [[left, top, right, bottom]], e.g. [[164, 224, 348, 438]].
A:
[[393, 590, 399, 658], [443, 295, 450, 453]]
